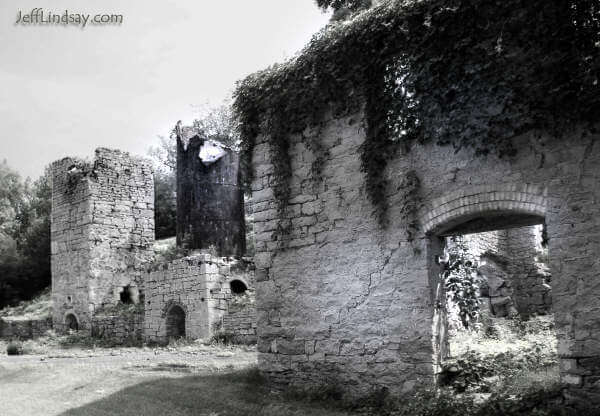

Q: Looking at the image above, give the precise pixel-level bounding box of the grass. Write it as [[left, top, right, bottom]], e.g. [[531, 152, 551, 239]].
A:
[[0, 324, 595, 416], [0, 288, 52, 320], [0, 310, 590, 415], [6, 341, 22, 355], [61, 368, 352, 416], [440, 315, 559, 395]]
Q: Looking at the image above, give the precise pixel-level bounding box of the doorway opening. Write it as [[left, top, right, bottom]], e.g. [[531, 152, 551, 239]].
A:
[[166, 304, 186, 339], [431, 216, 558, 396], [65, 313, 79, 331]]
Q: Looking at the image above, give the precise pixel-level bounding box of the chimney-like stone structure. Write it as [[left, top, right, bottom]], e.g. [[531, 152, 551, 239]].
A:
[[176, 133, 246, 257], [51, 148, 154, 332]]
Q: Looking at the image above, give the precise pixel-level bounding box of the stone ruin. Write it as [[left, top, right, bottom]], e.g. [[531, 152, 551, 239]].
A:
[[446, 224, 551, 321], [176, 127, 246, 256], [249, 116, 600, 402], [50, 144, 256, 344], [51, 148, 155, 334], [45, 125, 600, 404]]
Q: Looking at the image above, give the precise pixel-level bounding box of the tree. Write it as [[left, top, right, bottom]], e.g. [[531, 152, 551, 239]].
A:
[[315, 0, 372, 11], [17, 168, 52, 297], [315, 0, 372, 20], [0, 163, 51, 308]]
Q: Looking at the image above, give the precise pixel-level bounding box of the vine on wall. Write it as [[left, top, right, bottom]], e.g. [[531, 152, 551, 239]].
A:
[[233, 0, 600, 224]]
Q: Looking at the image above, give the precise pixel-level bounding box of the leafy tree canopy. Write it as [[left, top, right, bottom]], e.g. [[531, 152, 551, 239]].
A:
[[0, 163, 51, 308]]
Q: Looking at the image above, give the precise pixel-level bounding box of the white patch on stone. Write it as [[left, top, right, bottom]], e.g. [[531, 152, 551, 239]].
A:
[[199, 140, 227, 165]]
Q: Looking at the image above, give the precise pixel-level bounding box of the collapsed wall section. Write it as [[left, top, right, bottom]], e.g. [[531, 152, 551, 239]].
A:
[[143, 253, 255, 343]]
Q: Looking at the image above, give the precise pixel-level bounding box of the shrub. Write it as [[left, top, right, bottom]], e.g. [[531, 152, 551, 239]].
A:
[[6, 341, 22, 355], [211, 330, 237, 346]]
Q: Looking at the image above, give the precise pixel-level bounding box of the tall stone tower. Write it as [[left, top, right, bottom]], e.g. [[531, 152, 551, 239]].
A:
[[51, 148, 155, 332], [176, 131, 246, 257]]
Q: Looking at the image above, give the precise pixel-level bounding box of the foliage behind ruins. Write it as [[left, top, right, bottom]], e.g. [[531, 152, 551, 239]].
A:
[[233, 0, 600, 223]]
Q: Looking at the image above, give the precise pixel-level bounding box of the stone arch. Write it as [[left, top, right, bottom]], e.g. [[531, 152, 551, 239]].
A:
[[164, 302, 186, 339], [64, 312, 79, 331], [421, 183, 547, 236], [425, 183, 552, 385]]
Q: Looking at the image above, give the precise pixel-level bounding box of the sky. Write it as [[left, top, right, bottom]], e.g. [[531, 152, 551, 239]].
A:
[[0, 0, 330, 179]]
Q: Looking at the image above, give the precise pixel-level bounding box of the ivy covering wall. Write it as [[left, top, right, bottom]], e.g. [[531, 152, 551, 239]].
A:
[[233, 0, 600, 224]]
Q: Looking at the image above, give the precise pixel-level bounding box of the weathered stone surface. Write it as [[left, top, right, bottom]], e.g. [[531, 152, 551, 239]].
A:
[[0, 317, 52, 339], [51, 148, 155, 335], [250, 110, 600, 401], [176, 135, 246, 256]]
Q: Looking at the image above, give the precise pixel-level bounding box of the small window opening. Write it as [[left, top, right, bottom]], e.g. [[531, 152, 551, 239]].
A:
[[67, 295, 72, 303], [230, 280, 248, 295], [120, 285, 133, 304]]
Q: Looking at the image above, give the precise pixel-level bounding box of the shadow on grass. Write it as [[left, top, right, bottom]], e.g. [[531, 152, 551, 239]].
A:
[[58, 368, 352, 416], [55, 367, 597, 416], [124, 362, 195, 373]]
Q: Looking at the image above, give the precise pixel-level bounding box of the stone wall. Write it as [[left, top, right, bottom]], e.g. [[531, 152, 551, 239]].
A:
[[144, 254, 255, 343], [250, 110, 600, 401], [91, 309, 144, 344], [222, 297, 257, 344], [0, 317, 52, 339], [504, 226, 552, 316], [51, 156, 93, 331], [51, 148, 154, 334], [454, 225, 551, 318]]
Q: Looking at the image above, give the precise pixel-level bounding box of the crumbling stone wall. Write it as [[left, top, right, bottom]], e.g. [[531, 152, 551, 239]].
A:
[[251, 110, 600, 400], [0, 317, 52, 339], [454, 225, 551, 318], [91, 307, 144, 344], [221, 296, 257, 344], [144, 254, 255, 343], [51, 148, 154, 334], [504, 226, 551, 316]]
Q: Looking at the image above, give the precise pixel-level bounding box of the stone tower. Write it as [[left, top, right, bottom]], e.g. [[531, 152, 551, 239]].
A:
[[51, 148, 154, 332], [176, 131, 246, 257]]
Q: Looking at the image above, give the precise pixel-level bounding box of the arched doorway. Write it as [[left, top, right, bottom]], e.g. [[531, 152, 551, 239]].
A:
[[166, 304, 186, 339], [65, 313, 79, 331], [423, 185, 556, 388]]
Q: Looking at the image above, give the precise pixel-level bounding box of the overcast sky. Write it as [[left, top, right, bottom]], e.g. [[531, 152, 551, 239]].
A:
[[0, 0, 330, 179]]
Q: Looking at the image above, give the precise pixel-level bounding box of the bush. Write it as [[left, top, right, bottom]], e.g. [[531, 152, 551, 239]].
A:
[[211, 330, 237, 346], [6, 341, 22, 355]]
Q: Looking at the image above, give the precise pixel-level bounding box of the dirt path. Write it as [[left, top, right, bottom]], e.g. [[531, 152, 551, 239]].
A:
[[0, 344, 257, 416]]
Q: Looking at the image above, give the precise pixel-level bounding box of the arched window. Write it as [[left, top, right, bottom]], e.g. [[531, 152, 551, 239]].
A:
[[230, 280, 248, 295]]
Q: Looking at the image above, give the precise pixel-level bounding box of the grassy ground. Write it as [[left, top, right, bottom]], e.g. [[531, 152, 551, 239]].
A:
[[0, 337, 351, 416], [440, 315, 559, 397], [0, 316, 589, 416]]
